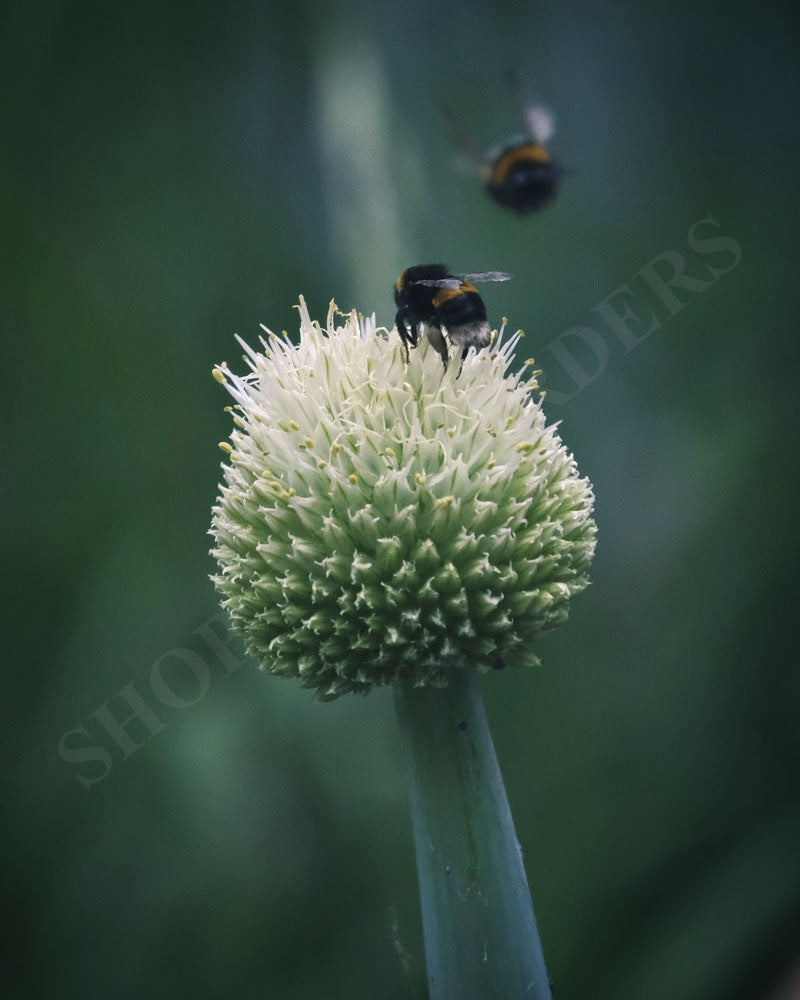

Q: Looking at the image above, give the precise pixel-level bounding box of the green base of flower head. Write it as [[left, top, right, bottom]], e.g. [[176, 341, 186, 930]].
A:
[[210, 299, 595, 700]]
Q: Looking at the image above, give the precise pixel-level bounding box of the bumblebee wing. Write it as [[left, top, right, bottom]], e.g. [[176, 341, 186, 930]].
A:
[[410, 277, 464, 289], [525, 104, 556, 144], [505, 70, 556, 144], [457, 271, 513, 284], [451, 151, 485, 177], [442, 106, 486, 176]]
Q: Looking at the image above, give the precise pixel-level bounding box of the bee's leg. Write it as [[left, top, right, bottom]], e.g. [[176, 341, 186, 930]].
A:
[[426, 325, 450, 371], [455, 345, 469, 378], [395, 310, 418, 365], [399, 329, 410, 365]]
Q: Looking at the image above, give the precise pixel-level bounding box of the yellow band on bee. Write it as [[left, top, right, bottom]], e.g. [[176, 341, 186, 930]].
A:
[[432, 283, 477, 307], [490, 144, 551, 184]]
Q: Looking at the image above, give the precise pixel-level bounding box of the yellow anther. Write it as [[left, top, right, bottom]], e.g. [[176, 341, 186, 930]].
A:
[[304, 437, 314, 448], [385, 447, 396, 457], [318, 460, 327, 469], [271, 481, 282, 492], [218, 442, 232, 453], [487, 459, 496, 470], [212, 368, 226, 384], [289, 420, 300, 431], [415, 472, 426, 485], [348, 474, 359, 485], [436, 495, 455, 508]]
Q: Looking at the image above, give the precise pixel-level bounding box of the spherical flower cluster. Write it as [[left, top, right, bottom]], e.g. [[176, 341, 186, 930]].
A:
[[210, 298, 595, 700]]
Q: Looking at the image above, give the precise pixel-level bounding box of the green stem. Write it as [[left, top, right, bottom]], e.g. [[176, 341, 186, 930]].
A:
[[394, 670, 552, 1000]]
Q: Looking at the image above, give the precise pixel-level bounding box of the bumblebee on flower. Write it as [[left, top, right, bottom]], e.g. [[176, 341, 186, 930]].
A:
[[210, 297, 595, 700]]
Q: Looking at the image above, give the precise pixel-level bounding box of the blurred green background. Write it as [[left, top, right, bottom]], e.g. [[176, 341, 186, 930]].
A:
[[4, 1, 799, 997]]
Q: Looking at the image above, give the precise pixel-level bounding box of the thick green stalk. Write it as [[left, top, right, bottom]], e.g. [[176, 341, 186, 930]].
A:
[[394, 670, 552, 1000]]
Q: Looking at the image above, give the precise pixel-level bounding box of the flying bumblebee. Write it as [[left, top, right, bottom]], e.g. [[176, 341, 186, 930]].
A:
[[393, 264, 511, 370], [446, 76, 564, 216]]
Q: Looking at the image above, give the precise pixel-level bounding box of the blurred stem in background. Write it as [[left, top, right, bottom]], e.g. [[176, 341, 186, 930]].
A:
[[395, 669, 553, 1000]]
